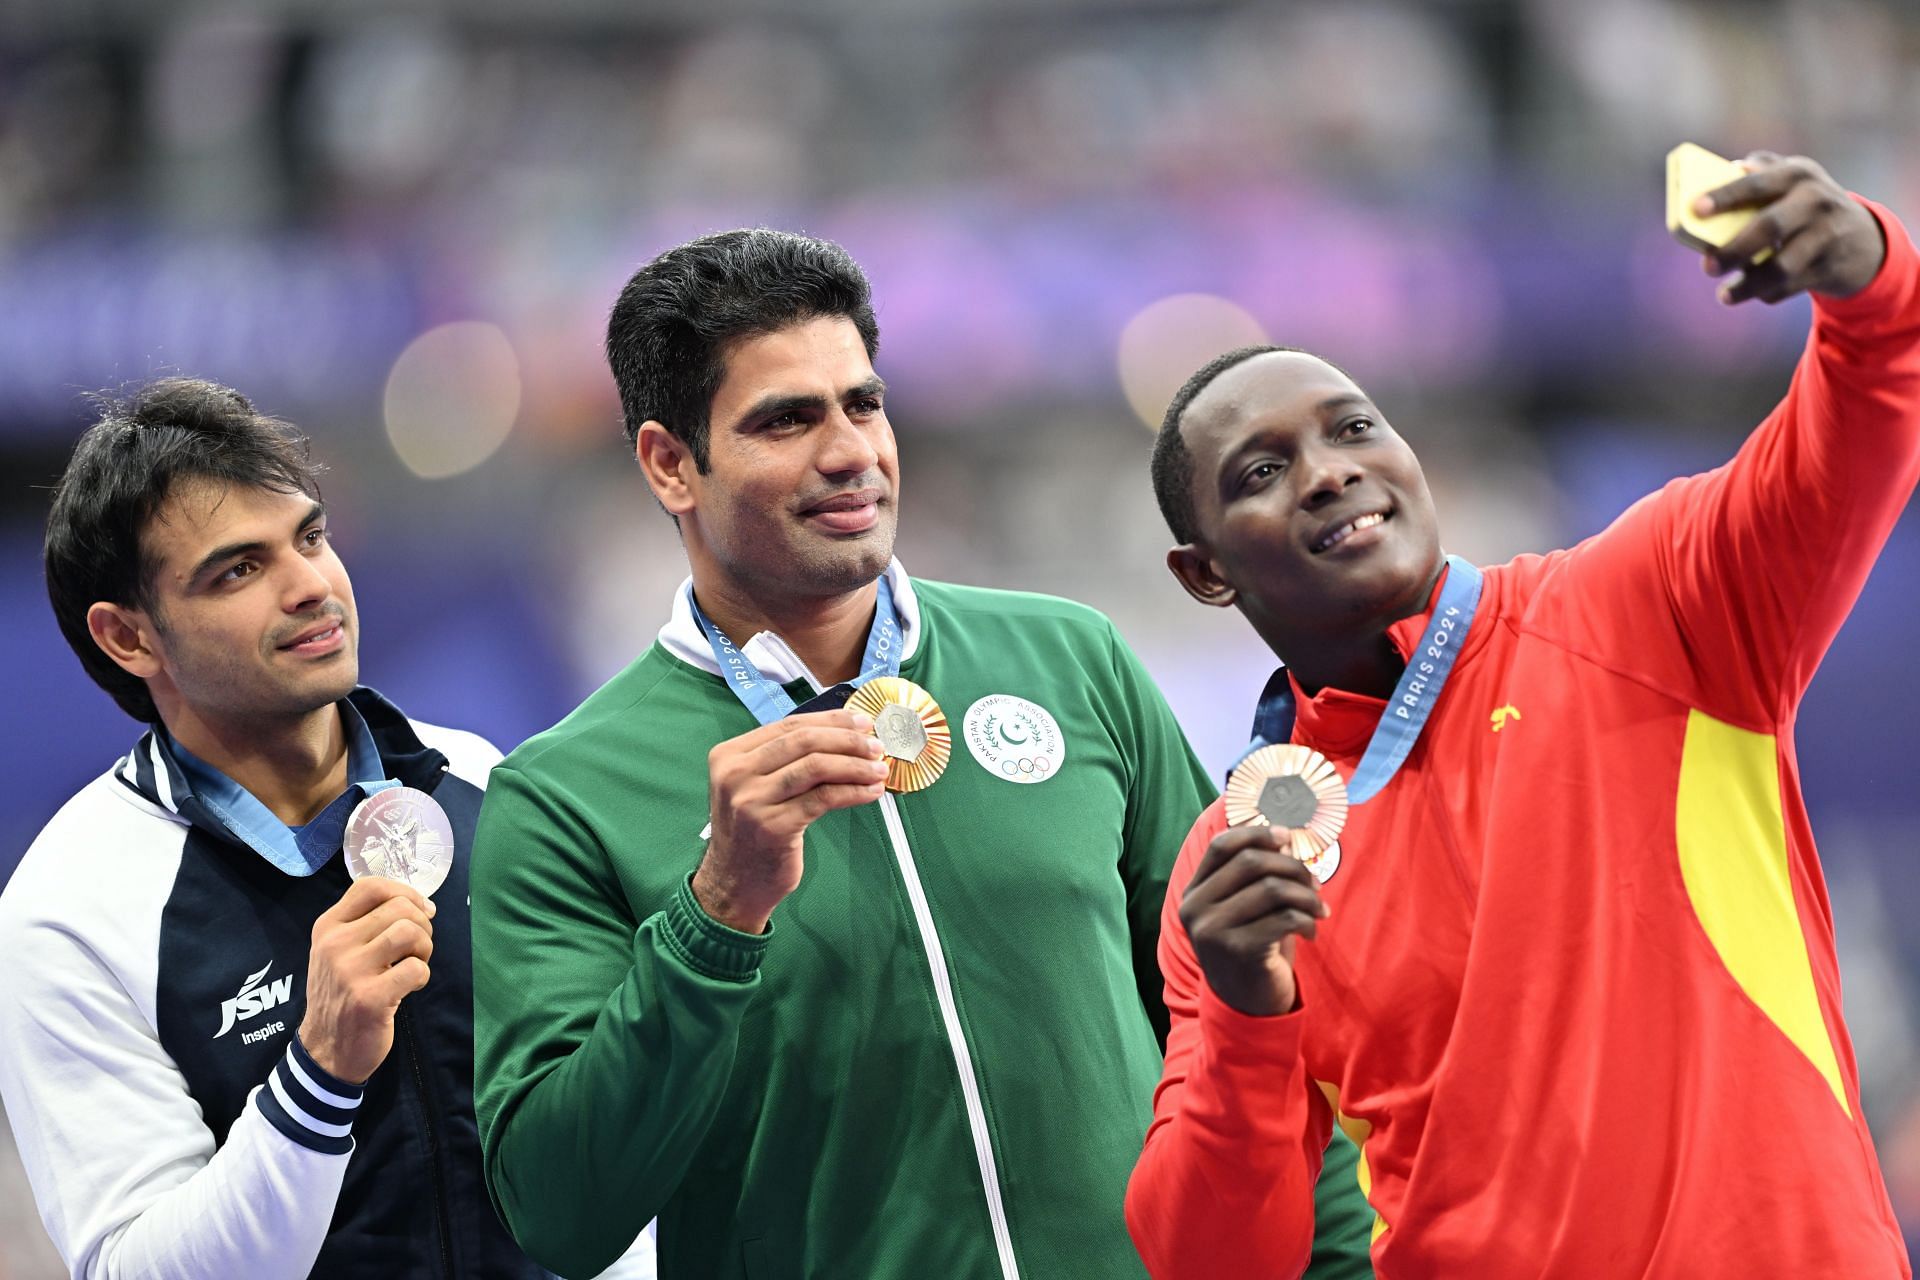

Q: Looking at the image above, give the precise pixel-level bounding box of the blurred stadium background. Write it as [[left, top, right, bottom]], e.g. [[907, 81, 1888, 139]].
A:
[[2, 0, 1917, 1271]]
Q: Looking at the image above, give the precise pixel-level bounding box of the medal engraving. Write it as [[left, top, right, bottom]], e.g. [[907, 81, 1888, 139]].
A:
[[1257, 775, 1319, 829], [874, 702, 929, 762], [845, 676, 952, 792], [344, 787, 455, 896]]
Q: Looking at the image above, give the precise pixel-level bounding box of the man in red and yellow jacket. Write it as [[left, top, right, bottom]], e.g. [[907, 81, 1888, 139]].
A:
[[1128, 152, 1915, 1277]]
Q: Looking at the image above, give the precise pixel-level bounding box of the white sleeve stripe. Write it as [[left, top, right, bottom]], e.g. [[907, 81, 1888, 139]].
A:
[[267, 1072, 354, 1139], [284, 1050, 361, 1111]]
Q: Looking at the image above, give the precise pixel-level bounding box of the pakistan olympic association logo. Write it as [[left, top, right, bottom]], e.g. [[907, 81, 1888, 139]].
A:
[[962, 694, 1066, 784]]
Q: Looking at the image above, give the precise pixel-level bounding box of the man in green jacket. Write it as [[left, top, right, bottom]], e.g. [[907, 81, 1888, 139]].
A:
[[469, 229, 1373, 1279]]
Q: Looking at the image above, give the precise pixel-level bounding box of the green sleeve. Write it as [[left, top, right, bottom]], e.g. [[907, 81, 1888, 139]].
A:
[[1306, 1129, 1378, 1278], [1106, 625, 1217, 1048], [471, 763, 765, 1279]]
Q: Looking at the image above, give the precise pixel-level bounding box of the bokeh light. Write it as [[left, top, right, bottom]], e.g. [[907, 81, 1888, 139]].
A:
[[382, 321, 522, 480], [1117, 293, 1268, 431]]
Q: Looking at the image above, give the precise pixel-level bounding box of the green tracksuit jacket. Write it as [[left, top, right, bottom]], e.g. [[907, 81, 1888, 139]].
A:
[[471, 572, 1373, 1279]]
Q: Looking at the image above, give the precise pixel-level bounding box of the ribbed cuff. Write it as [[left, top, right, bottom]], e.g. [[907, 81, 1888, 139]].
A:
[[256, 1036, 365, 1155], [659, 873, 772, 982]]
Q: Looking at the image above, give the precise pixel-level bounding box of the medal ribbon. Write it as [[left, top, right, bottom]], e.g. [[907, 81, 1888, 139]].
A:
[[1240, 555, 1482, 805], [687, 574, 904, 726]]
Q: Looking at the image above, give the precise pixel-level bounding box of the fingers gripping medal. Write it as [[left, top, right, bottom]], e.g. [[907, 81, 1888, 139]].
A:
[[344, 787, 456, 897], [845, 676, 951, 793], [1224, 744, 1347, 884]]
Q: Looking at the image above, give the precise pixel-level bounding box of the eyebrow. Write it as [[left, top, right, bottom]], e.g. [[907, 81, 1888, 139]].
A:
[[1315, 392, 1373, 415], [186, 501, 326, 584], [730, 376, 888, 433]]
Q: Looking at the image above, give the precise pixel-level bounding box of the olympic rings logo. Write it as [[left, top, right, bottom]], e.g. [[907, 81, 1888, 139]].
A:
[[999, 756, 1054, 777]]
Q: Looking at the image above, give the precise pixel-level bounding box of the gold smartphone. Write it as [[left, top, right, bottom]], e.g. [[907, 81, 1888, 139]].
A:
[[1667, 142, 1768, 261]]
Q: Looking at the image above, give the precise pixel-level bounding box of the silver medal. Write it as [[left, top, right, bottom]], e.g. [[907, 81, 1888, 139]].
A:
[[343, 787, 455, 897]]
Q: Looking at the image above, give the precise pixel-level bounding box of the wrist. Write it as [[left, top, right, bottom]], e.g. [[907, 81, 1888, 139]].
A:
[[291, 1029, 367, 1093], [690, 860, 774, 935], [1197, 959, 1299, 1019], [294, 1021, 368, 1088], [1815, 197, 1901, 313]]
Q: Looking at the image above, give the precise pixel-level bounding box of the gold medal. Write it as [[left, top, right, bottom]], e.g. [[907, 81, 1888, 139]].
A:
[[845, 676, 951, 793], [1224, 744, 1348, 875]]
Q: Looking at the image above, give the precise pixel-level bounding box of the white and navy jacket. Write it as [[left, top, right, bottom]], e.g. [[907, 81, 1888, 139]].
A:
[[0, 688, 547, 1279]]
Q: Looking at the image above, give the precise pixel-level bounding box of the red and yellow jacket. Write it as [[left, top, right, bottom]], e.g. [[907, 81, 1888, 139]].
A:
[[1128, 199, 1920, 1278]]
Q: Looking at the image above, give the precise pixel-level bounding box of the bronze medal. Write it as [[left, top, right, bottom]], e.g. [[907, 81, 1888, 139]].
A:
[[1224, 744, 1348, 881]]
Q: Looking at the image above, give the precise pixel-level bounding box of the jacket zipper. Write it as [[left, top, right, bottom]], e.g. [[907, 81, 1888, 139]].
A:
[[878, 793, 1020, 1279], [398, 1003, 456, 1278]]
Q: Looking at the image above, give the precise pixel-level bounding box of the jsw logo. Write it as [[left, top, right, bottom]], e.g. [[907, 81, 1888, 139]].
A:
[[214, 962, 295, 1039]]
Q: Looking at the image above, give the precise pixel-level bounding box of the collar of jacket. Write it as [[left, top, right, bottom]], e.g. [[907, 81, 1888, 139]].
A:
[[111, 686, 450, 842], [655, 556, 924, 688], [1289, 559, 1499, 756]]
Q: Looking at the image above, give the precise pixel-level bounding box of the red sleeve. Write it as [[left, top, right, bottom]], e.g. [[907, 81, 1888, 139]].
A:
[[1550, 197, 1920, 727], [1125, 801, 1333, 1280]]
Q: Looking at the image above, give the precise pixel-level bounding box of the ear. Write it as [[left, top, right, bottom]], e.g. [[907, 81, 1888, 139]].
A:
[[1167, 544, 1237, 609], [635, 421, 697, 518], [86, 601, 164, 679]]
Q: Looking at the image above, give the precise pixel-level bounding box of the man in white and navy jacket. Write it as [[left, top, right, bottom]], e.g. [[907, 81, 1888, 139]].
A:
[[0, 378, 650, 1279]]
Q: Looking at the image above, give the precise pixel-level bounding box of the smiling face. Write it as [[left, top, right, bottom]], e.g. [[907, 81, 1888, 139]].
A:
[[110, 481, 360, 735], [649, 314, 900, 606], [1168, 350, 1442, 645]]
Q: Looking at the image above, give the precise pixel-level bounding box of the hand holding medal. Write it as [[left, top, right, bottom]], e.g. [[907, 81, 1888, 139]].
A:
[[344, 787, 456, 897], [1223, 744, 1347, 884], [303, 842, 440, 1084], [844, 676, 950, 792], [1187, 560, 1479, 1017], [686, 575, 952, 934], [694, 709, 893, 934], [1178, 800, 1332, 1019]]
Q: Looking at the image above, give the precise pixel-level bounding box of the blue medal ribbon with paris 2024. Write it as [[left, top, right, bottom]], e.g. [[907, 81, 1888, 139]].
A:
[[1234, 554, 1483, 805], [685, 573, 905, 726]]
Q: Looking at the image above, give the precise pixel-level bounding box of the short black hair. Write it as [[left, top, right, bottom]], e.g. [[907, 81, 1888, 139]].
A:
[[605, 228, 880, 470], [44, 377, 323, 723], [1150, 344, 1356, 545]]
